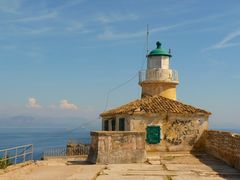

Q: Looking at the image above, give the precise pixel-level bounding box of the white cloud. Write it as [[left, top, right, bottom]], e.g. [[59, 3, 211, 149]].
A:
[[97, 23, 183, 40], [96, 13, 138, 23], [98, 29, 144, 40], [151, 23, 185, 33], [12, 12, 58, 23], [66, 21, 84, 31], [24, 27, 53, 35], [60, 100, 78, 110], [98, 14, 226, 41], [26, 97, 42, 108], [54, 0, 86, 12], [65, 21, 91, 33], [0, 0, 20, 14], [203, 29, 240, 51]]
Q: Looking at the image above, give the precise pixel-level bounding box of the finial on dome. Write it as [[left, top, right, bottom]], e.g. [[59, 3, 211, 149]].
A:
[[156, 41, 161, 48]]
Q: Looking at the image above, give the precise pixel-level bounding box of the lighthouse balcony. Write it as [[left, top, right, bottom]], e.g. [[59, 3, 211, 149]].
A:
[[139, 69, 179, 84]]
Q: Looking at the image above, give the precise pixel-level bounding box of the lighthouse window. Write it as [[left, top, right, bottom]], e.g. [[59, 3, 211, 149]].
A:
[[119, 118, 125, 131], [148, 58, 162, 69]]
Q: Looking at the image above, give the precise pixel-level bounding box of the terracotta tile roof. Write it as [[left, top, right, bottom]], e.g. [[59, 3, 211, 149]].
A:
[[100, 94, 211, 117]]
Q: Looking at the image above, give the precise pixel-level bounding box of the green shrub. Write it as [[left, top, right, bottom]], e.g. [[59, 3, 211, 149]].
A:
[[0, 157, 12, 169]]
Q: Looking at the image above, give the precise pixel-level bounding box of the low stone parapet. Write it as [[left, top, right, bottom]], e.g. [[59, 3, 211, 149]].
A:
[[204, 130, 240, 170], [87, 131, 146, 164]]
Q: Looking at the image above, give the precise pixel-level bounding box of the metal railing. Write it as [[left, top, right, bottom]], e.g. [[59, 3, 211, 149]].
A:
[[43, 143, 90, 159], [43, 147, 67, 157], [0, 144, 33, 168], [139, 69, 179, 83]]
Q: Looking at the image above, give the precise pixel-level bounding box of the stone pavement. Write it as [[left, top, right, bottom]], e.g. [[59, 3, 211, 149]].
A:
[[0, 152, 239, 179], [97, 152, 240, 180], [0, 158, 105, 180]]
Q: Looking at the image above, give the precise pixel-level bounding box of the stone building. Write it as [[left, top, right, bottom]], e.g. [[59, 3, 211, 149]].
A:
[[100, 41, 210, 151], [100, 94, 210, 152], [88, 41, 211, 163]]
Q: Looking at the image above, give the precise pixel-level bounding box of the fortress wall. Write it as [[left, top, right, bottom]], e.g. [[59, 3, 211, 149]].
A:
[[204, 130, 240, 170], [87, 131, 146, 164]]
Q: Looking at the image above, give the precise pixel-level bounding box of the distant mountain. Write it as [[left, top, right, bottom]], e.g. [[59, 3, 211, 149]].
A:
[[0, 116, 35, 127], [0, 115, 101, 130], [11, 115, 35, 123]]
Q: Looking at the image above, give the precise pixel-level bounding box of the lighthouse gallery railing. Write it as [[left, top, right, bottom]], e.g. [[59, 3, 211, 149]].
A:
[[139, 69, 179, 84]]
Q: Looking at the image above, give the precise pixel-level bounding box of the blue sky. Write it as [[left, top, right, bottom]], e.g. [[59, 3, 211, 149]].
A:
[[0, 0, 240, 129]]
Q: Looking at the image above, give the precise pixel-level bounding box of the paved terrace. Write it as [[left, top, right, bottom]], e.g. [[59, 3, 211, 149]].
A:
[[0, 152, 240, 180]]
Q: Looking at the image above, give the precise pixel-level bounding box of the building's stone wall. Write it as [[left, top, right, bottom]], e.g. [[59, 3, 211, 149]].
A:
[[102, 113, 208, 152], [128, 113, 208, 152], [87, 131, 146, 164], [203, 130, 240, 170]]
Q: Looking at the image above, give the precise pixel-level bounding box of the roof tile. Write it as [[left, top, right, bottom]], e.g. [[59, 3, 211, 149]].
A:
[[100, 94, 211, 117]]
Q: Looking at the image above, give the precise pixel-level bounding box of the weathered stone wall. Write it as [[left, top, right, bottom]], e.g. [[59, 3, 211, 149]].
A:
[[204, 130, 240, 170], [87, 131, 146, 164], [128, 113, 208, 152]]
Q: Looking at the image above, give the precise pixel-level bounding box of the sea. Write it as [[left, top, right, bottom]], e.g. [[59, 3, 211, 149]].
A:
[[0, 127, 91, 160], [0, 127, 239, 160]]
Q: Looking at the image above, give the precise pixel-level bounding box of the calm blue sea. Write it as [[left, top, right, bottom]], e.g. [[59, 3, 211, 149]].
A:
[[0, 127, 239, 160], [0, 127, 91, 160]]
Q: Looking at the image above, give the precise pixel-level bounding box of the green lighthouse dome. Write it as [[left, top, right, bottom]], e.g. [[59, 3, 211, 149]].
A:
[[148, 41, 171, 57]]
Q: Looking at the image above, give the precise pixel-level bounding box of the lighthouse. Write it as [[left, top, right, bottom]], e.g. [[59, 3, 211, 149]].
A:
[[92, 40, 210, 164], [139, 41, 179, 100]]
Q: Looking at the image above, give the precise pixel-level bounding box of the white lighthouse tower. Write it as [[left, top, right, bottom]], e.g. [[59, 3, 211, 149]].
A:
[[139, 41, 179, 100]]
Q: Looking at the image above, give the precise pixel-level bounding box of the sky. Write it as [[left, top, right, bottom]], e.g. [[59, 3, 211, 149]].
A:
[[0, 0, 240, 130]]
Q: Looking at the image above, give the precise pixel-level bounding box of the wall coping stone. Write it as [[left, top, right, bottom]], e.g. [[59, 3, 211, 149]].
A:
[[207, 130, 240, 138]]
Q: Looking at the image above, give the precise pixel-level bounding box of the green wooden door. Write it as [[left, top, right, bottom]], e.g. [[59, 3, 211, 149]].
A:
[[146, 126, 161, 144]]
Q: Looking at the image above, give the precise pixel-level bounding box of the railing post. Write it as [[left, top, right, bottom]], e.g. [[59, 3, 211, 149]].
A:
[[15, 148, 18, 165], [23, 146, 26, 163], [31, 145, 33, 161], [4, 150, 7, 167]]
